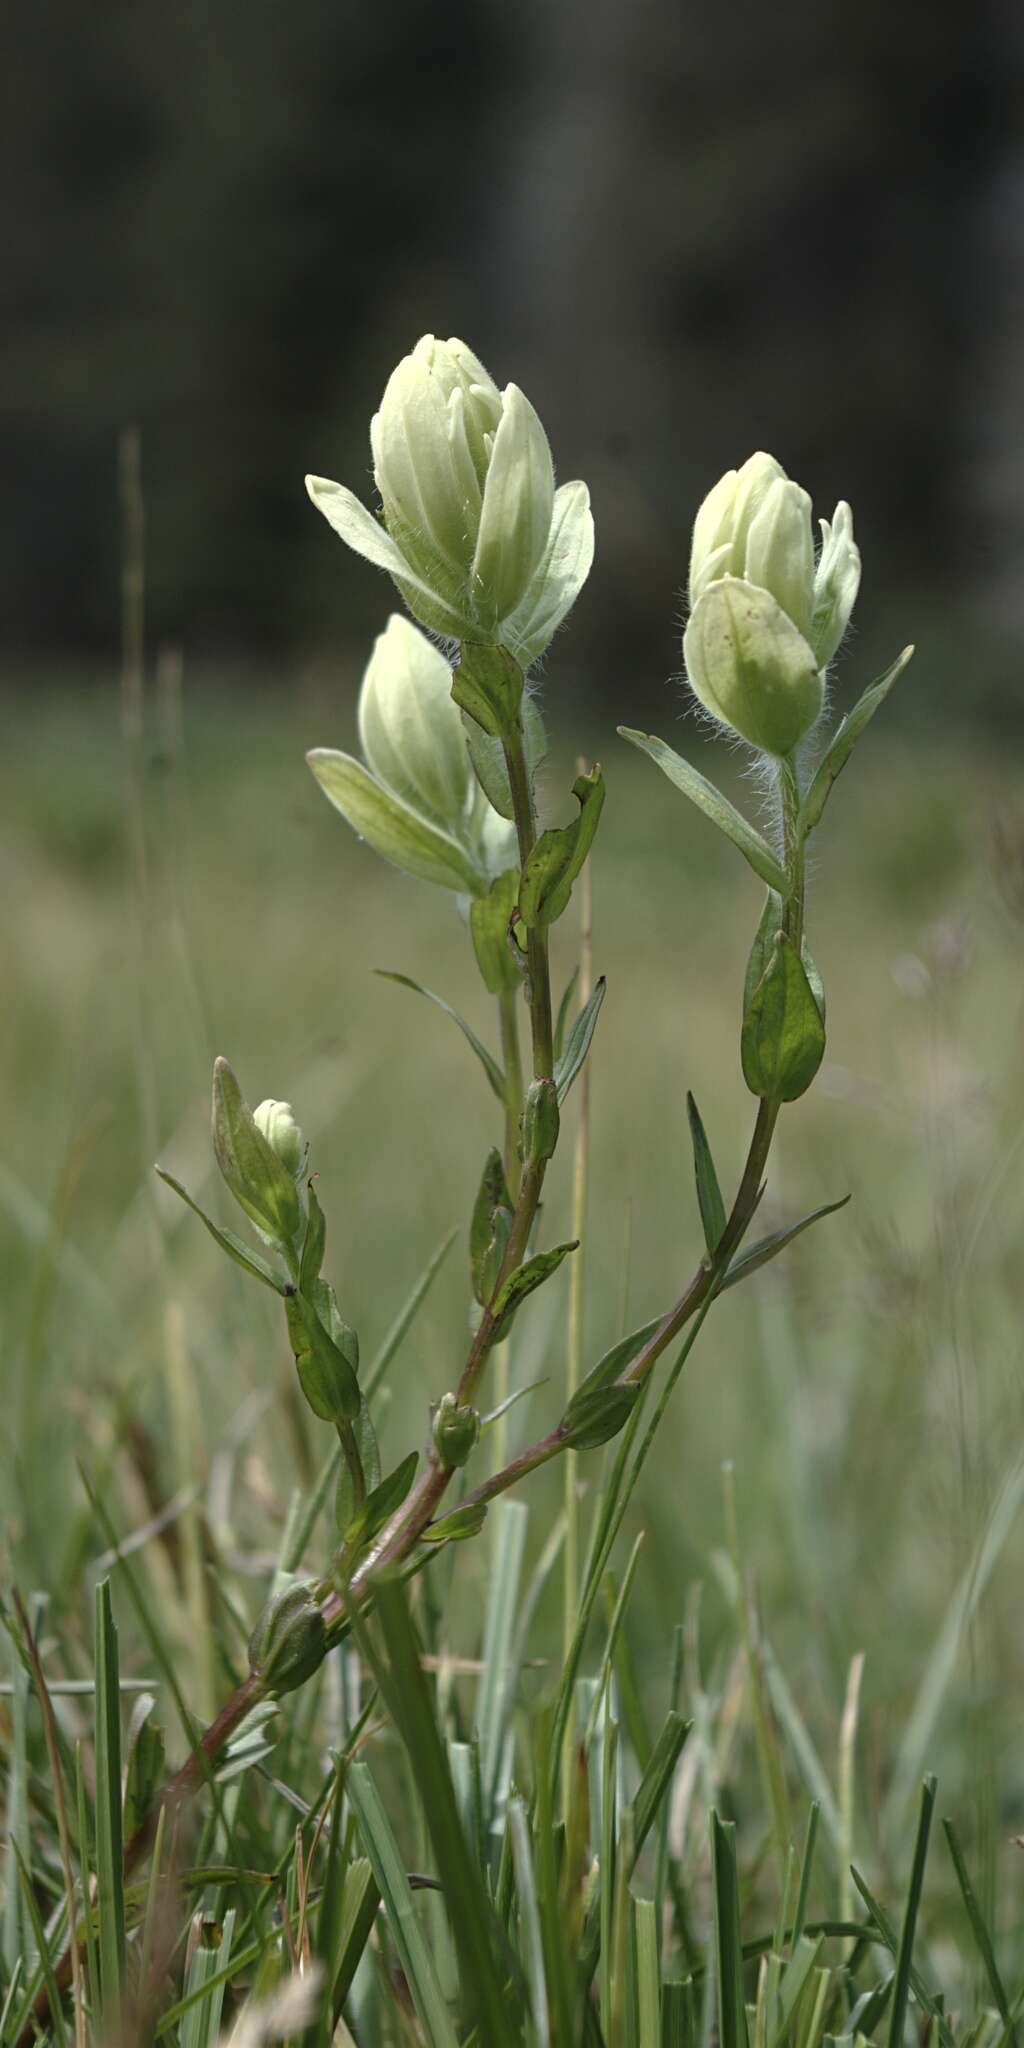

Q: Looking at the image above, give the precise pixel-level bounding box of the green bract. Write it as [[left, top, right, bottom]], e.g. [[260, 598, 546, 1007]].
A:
[[305, 334, 594, 668], [685, 451, 861, 756], [308, 615, 516, 894]]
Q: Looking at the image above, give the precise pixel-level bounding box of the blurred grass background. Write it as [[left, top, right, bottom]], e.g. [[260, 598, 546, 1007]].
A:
[[4, 662, 1024, 1892]]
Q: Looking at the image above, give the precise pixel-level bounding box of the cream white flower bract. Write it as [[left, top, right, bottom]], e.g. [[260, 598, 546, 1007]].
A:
[[306, 335, 593, 668], [308, 615, 517, 893], [253, 1099, 306, 1178], [685, 452, 861, 755]]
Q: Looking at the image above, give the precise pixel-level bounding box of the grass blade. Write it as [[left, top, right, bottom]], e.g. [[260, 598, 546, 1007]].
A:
[[635, 1897, 661, 2048], [346, 1759, 459, 2048], [94, 1579, 125, 2024], [886, 1773, 937, 2048], [942, 1815, 1014, 2035], [711, 1813, 749, 2048], [510, 1796, 551, 2048], [357, 1576, 521, 2046]]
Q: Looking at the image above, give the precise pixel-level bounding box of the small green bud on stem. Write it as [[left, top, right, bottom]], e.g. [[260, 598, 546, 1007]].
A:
[[247, 1582, 327, 1697], [432, 1392, 481, 1469]]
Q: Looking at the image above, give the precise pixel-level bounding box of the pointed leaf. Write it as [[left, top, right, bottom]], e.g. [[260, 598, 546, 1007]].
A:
[[799, 646, 914, 837], [305, 475, 473, 636], [155, 1169, 288, 1293], [490, 1239, 578, 1334], [501, 478, 595, 670], [686, 1092, 726, 1253], [300, 1180, 327, 1293], [374, 971, 505, 1099], [212, 1057, 302, 1246], [346, 1451, 419, 1547], [519, 766, 605, 928], [719, 1196, 850, 1292], [308, 750, 483, 893], [618, 728, 789, 892], [559, 1381, 640, 1451], [555, 976, 607, 1104], [470, 1149, 513, 1302]]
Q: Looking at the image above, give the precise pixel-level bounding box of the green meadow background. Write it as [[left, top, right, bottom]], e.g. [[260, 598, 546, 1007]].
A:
[[5, 670, 1024, 1917]]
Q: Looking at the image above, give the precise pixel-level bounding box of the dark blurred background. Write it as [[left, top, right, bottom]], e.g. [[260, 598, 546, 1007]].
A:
[[3, 0, 1022, 716]]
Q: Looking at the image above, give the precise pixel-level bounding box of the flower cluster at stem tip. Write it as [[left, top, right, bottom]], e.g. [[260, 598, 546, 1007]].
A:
[[685, 452, 861, 757]]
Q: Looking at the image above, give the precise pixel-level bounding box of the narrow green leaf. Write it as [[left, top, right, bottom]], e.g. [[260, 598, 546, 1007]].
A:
[[942, 1816, 1014, 2033], [471, 1149, 514, 1304], [347, 1760, 460, 2048], [364, 1224, 458, 1400], [94, 1579, 125, 2024], [155, 1169, 288, 1292], [711, 1813, 749, 2048], [471, 865, 523, 995], [565, 1314, 663, 1411], [554, 966, 580, 1063], [687, 1093, 726, 1253], [491, 1239, 578, 1334], [618, 729, 788, 893], [555, 977, 607, 1105], [422, 1499, 489, 1544], [334, 1401, 381, 1538], [300, 1180, 327, 1292], [519, 765, 605, 928], [719, 1198, 850, 1294], [286, 1286, 361, 1424], [798, 647, 914, 837], [346, 1450, 419, 1547], [561, 1383, 641, 1452], [375, 970, 505, 1099]]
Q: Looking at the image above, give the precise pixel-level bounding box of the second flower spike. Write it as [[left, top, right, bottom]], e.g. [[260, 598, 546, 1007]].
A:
[[684, 452, 861, 756], [308, 615, 516, 894]]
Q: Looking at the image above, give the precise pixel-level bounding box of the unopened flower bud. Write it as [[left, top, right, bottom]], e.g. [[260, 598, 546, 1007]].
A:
[[432, 1391, 481, 1469], [253, 1099, 305, 1178], [685, 452, 861, 756], [248, 1581, 326, 1697]]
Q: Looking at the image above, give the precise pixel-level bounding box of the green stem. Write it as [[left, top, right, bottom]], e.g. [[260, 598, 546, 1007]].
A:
[[497, 987, 524, 1194], [503, 727, 554, 1078], [341, 711, 557, 1593]]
